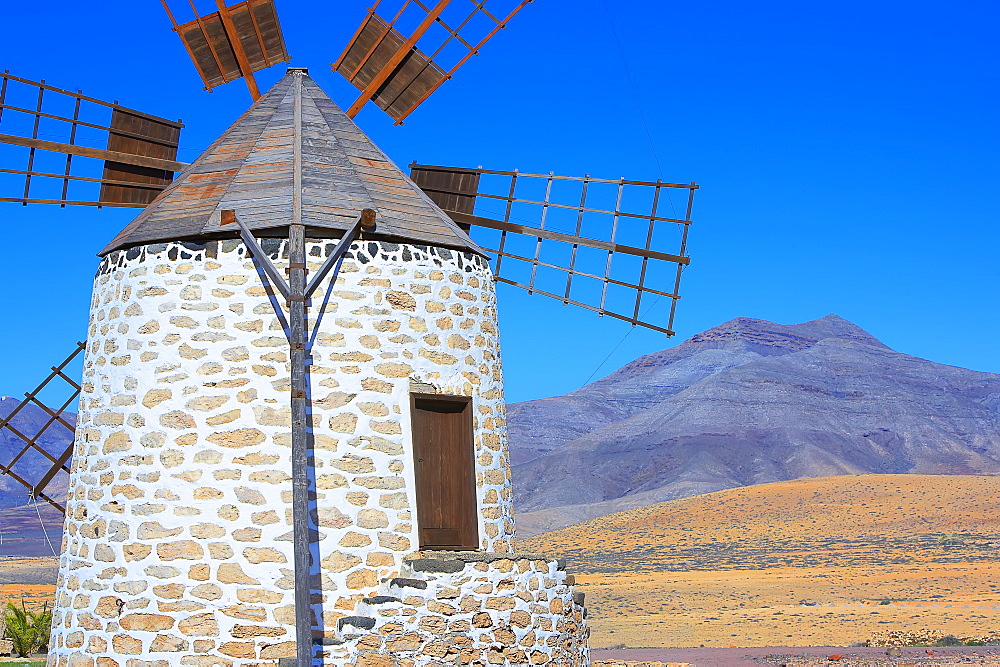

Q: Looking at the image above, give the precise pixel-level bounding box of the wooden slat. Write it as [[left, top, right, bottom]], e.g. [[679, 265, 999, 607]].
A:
[[409, 163, 480, 217], [101, 108, 183, 205]]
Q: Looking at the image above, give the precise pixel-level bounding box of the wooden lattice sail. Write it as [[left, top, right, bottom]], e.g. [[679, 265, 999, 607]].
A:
[[0, 72, 185, 207], [160, 0, 291, 100], [0, 343, 84, 512], [333, 0, 533, 122], [411, 163, 697, 334]]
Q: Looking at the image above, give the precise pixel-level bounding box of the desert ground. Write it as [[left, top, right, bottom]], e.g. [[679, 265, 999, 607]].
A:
[[520, 474, 1000, 649], [0, 474, 998, 660]]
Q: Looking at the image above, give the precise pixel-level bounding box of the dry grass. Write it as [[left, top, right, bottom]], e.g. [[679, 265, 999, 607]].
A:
[[519, 474, 1000, 648]]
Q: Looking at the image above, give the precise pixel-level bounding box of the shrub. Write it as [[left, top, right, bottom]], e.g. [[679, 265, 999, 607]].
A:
[[935, 634, 963, 647], [2, 601, 50, 658]]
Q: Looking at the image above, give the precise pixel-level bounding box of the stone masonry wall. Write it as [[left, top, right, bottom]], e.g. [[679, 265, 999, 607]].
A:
[[327, 551, 589, 666], [48, 238, 516, 665]]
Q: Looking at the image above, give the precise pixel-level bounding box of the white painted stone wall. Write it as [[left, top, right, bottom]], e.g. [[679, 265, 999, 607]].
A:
[[49, 237, 519, 665]]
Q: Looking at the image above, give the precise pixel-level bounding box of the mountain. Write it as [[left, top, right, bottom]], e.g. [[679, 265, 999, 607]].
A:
[[0, 396, 73, 508], [508, 315, 1000, 536]]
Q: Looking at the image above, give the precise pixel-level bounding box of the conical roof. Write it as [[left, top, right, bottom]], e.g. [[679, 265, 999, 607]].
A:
[[101, 69, 482, 256]]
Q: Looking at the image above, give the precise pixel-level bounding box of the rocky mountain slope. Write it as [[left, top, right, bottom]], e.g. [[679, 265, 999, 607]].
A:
[[509, 315, 1000, 535]]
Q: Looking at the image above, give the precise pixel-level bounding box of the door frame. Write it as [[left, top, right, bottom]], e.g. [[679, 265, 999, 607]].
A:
[[409, 392, 479, 551]]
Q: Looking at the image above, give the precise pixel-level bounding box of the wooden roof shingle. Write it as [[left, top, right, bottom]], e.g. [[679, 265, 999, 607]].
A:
[[100, 70, 482, 256]]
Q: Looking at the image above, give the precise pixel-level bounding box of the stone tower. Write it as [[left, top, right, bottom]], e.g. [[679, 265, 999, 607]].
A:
[[48, 70, 588, 665]]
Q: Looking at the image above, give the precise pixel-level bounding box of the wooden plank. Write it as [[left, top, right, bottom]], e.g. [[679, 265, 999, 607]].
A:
[[101, 108, 183, 205], [411, 394, 477, 550], [410, 164, 480, 217], [0, 134, 188, 172]]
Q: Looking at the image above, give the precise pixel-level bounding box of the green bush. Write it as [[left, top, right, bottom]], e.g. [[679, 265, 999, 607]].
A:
[[2, 601, 50, 658]]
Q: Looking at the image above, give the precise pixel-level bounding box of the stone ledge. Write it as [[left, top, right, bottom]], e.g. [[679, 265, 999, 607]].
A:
[[405, 550, 567, 570]]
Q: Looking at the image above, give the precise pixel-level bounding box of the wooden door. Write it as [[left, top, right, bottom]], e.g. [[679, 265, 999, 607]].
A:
[[411, 394, 477, 550]]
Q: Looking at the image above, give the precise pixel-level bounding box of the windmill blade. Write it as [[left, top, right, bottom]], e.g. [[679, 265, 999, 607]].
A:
[[161, 0, 291, 100], [0, 342, 86, 515], [0, 72, 186, 207], [334, 0, 532, 123], [411, 163, 698, 335]]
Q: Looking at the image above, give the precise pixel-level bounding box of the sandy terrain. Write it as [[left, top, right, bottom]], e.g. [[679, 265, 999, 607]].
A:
[[520, 474, 1000, 649], [0, 556, 57, 610]]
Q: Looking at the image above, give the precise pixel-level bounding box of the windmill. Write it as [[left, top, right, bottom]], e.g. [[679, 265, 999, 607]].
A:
[[0, 2, 697, 664]]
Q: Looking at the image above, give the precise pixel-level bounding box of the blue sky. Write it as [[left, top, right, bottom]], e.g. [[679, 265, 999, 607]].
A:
[[1, 0, 997, 404]]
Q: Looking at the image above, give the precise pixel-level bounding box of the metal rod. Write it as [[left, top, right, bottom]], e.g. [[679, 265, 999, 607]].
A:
[[528, 172, 554, 293], [0, 73, 184, 125], [32, 442, 75, 500], [465, 189, 689, 225], [304, 215, 366, 297], [411, 0, 483, 60], [492, 276, 673, 335], [631, 181, 662, 324], [494, 169, 517, 277], [483, 245, 681, 299], [0, 343, 84, 434], [448, 211, 689, 265], [0, 197, 141, 208], [60, 94, 82, 207], [563, 175, 588, 303], [0, 168, 169, 190], [22, 84, 44, 204], [215, 0, 262, 100], [1, 465, 64, 513], [666, 184, 697, 333], [0, 103, 181, 146], [599, 177, 625, 314], [225, 214, 290, 298], [345, 0, 453, 118], [0, 73, 8, 125], [409, 164, 697, 189]]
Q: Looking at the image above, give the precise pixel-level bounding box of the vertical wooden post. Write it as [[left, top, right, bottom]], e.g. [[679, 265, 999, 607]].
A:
[[288, 70, 311, 667]]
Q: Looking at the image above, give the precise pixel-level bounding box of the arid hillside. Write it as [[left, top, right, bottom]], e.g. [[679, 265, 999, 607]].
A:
[[520, 474, 1000, 648], [509, 316, 1000, 536]]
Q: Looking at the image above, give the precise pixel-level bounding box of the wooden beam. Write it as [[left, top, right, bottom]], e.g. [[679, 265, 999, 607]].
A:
[[449, 211, 691, 265], [0, 134, 189, 172], [345, 0, 453, 119], [216, 0, 262, 100]]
